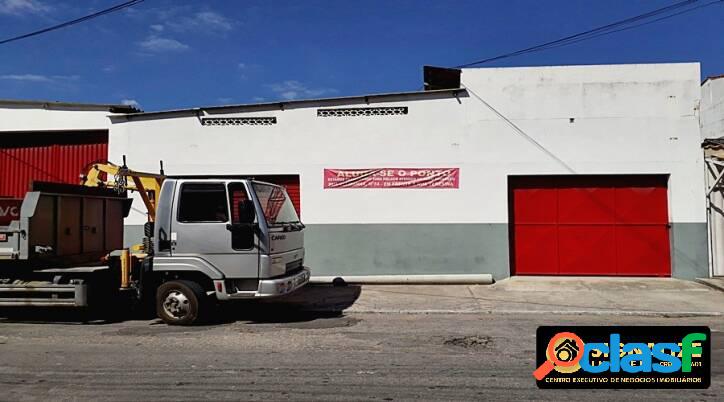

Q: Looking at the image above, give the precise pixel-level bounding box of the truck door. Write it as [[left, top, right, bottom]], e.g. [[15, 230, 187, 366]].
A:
[[170, 181, 259, 278]]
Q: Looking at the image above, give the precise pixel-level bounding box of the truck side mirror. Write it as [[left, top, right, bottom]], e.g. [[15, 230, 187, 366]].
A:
[[237, 200, 255, 224]]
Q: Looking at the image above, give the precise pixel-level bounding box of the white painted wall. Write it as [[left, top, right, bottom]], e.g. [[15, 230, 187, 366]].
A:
[[109, 63, 705, 227], [701, 77, 724, 139], [460, 63, 704, 225], [705, 161, 724, 276], [701, 77, 724, 276], [0, 105, 113, 132]]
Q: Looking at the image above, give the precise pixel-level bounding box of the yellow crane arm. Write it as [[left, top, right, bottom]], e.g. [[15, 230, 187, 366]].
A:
[[80, 159, 165, 222]]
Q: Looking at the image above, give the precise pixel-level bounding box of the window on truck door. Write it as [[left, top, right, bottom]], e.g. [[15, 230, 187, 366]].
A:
[[228, 182, 255, 250], [177, 183, 228, 223], [228, 182, 250, 224]]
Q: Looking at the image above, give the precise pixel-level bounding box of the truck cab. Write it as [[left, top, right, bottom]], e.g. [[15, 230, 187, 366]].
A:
[[151, 178, 310, 324]]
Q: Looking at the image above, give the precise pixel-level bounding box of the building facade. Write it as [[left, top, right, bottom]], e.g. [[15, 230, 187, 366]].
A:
[[0, 63, 712, 279], [105, 63, 708, 280], [701, 75, 724, 140], [0, 100, 137, 225], [701, 75, 724, 277]]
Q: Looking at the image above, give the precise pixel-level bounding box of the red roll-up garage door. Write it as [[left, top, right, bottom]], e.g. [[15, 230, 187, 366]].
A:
[[253, 175, 301, 217], [509, 175, 671, 276], [0, 131, 108, 198]]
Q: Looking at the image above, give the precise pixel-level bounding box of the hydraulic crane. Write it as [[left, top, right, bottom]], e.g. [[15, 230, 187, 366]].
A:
[[80, 156, 166, 222]]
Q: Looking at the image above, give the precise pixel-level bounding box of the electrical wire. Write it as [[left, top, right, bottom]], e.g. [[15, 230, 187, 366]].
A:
[[0, 0, 145, 46], [455, 0, 723, 68], [538, 0, 724, 53], [456, 0, 697, 67], [462, 85, 576, 173]]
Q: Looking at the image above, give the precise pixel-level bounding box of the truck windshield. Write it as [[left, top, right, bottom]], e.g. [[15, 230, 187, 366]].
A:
[[252, 182, 300, 226]]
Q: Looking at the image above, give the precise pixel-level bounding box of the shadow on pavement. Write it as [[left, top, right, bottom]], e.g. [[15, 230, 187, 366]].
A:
[[0, 284, 362, 326], [212, 284, 362, 324], [0, 307, 131, 325]]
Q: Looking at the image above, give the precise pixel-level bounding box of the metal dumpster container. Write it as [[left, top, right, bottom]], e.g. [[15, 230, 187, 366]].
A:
[[0, 182, 131, 266]]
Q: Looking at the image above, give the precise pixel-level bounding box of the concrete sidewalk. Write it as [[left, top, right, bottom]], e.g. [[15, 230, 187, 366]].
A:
[[284, 277, 724, 316], [696, 277, 724, 292]]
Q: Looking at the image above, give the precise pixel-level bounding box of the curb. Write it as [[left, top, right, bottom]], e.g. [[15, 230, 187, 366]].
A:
[[310, 274, 494, 285], [695, 278, 724, 293], [341, 309, 722, 317]]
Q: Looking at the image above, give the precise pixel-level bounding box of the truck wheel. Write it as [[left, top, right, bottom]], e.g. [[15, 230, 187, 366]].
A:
[[156, 280, 206, 325]]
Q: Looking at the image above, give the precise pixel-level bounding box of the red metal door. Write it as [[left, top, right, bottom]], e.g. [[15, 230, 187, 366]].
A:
[[0, 131, 108, 198], [253, 175, 301, 217], [510, 175, 670, 276]]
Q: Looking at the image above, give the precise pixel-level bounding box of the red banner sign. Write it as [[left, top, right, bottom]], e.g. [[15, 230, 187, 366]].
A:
[[324, 168, 459, 189], [0, 199, 22, 226]]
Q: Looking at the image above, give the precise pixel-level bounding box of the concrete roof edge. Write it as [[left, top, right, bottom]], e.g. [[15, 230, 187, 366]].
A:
[[117, 88, 466, 120], [702, 74, 724, 85], [0, 98, 141, 113], [460, 61, 701, 71]]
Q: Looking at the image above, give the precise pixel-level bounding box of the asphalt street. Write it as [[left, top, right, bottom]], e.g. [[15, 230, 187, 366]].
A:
[[0, 306, 720, 401]]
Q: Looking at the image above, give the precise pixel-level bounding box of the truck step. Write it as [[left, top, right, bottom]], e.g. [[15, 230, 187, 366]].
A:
[[0, 282, 87, 307]]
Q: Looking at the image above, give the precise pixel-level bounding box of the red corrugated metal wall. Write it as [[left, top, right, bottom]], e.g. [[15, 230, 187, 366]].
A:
[[254, 175, 301, 217], [0, 131, 108, 198], [509, 175, 671, 277]]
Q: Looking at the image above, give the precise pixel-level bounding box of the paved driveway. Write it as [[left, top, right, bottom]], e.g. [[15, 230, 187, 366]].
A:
[[285, 277, 724, 316], [0, 312, 720, 401], [0, 278, 721, 400]]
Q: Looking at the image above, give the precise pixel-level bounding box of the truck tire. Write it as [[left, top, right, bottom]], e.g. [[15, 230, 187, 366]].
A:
[[156, 280, 207, 325]]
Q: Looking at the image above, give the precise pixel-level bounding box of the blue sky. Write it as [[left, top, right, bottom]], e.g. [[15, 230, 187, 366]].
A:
[[0, 0, 722, 111]]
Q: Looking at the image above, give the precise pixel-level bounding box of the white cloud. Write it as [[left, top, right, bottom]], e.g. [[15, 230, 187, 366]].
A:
[[0, 74, 78, 83], [252, 96, 266, 102], [102, 65, 116, 73], [0, 74, 51, 82], [237, 63, 259, 80], [159, 9, 235, 33], [138, 35, 189, 52], [0, 0, 50, 16], [121, 99, 141, 108], [268, 80, 338, 100], [51, 74, 79, 81], [128, 7, 236, 36], [193, 11, 233, 31], [216, 97, 233, 104]]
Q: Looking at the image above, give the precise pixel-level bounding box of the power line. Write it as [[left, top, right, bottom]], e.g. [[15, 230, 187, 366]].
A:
[[455, 0, 699, 67], [538, 0, 723, 53], [462, 85, 576, 173], [455, 0, 723, 68], [456, 0, 697, 67], [0, 0, 145, 46]]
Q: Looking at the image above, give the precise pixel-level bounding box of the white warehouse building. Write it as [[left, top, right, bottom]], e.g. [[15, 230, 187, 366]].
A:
[[0, 62, 714, 280]]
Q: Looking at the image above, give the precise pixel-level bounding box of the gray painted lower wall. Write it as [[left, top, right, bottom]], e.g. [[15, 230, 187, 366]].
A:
[[304, 224, 511, 280], [671, 223, 709, 280], [124, 225, 144, 249], [122, 222, 709, 280]]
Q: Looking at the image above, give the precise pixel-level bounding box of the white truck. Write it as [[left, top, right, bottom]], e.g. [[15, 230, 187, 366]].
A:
[[0, 160, 310, 325]]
